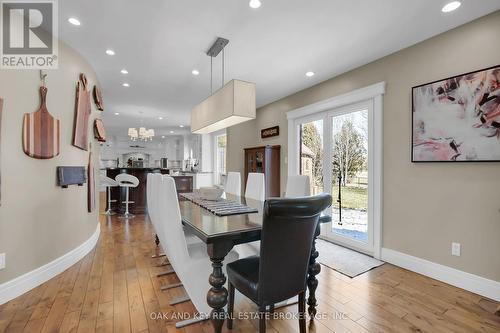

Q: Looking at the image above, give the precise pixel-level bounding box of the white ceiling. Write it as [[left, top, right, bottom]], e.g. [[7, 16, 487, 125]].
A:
[[58, 0, 500, 140]]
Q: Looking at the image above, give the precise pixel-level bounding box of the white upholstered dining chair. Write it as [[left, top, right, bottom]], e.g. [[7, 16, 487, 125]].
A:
[[157, 175, 238, 327], [235, 172, 266, 258], [285, 175, 311, 198], [147, 173, 201, 247], [245, 172, 265, 201], [225, 171, 241, 196]]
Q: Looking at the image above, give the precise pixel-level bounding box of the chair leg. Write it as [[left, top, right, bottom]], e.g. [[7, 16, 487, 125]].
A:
[[259, 306, 266, 333], [298, 291, 306, 333], [227, 282, 235, 329]]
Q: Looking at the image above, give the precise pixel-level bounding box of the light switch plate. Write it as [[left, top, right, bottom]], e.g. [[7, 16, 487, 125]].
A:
[[451, 243, 461, 257], [0, 253, 5, 269]]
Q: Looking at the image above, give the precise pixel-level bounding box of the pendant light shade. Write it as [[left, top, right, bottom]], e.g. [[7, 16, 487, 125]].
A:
[[191, 79, 256, 134]]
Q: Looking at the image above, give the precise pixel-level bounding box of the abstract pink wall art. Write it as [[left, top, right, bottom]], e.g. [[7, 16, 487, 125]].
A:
[[412, 65, 500, 162]]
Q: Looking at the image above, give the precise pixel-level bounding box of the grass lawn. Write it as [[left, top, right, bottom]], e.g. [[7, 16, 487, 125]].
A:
[[332, 186, 367, 210]]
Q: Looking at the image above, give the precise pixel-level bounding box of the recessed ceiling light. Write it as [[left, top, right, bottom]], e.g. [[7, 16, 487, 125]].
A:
[[120, 69, 128, 74], [170, 131, 174, 134], [442, 1, 461, 12], [192, 69, 200, 76], [122, 83, 130, 87], [158, 117, 163, 120], [161, 135, 165, 139], [305, 71, 315, 77], [114, 112, 120, 115], [68, 17, 81, 26], [105, 49, 115, 56], [249, 0, 261, 9], [179, 125, 184, 128]]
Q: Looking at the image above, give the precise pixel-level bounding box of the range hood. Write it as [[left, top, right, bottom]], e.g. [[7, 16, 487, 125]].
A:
[[191, 79, 256, 134]]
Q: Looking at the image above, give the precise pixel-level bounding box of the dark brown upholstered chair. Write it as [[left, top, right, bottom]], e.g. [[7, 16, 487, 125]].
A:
[[226, 194, 332, 333]]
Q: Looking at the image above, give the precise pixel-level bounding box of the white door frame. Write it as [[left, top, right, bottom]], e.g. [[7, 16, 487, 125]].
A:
[[287, 82, 385, 259]]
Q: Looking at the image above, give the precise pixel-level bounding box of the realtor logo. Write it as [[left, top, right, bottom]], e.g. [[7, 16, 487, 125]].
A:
[[1, 0, 58, 69]]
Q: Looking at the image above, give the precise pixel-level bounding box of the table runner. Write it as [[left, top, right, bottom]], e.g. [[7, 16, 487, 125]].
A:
[[181, 193, 258, 216]]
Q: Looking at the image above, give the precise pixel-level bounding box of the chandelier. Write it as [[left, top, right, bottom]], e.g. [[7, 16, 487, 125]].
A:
[[128, 127, 155, 141]]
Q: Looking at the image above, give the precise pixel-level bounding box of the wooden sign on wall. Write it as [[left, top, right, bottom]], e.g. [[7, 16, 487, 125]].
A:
[[261, 126, 279, 139]]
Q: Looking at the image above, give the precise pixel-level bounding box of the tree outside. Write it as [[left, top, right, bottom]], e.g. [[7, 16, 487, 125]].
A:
[[300, 112, 369, 242], [332, 121, 367, 187], [301, 122, 323, 193]]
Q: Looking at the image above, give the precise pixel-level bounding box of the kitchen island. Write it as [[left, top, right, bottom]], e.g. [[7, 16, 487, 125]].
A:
[[104, 168, 193, 214]]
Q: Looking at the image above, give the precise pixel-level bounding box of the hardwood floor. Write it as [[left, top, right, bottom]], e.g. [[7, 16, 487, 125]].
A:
[[0, 200, 498, 332]]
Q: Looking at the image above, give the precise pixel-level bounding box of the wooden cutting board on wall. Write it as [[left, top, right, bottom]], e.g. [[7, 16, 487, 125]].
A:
[[94, 119, 106, 142], [0, 98, 3, 206], [88, 148, 95, 212], [22, 87, 61, 159], [93, 85, 104, 111], [73, 73, 91, 151]]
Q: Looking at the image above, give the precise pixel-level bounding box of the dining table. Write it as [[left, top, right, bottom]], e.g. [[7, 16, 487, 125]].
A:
[[179, 192, 331, 333]]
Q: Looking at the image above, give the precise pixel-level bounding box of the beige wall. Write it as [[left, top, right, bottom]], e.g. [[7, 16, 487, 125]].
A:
[[228, 11, 500, 281], [0, 41, 100, 283]]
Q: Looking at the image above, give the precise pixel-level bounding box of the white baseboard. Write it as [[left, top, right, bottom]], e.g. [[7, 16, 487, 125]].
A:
[[381, 248, 500, 302], [0, 223, 100, 305]]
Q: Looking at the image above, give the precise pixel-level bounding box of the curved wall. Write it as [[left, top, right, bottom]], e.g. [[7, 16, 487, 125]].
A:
[[0, 41, 101, 288]]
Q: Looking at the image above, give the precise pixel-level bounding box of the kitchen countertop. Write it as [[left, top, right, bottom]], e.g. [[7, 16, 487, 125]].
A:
[[104, 168, 194, 214], [100, 167, 211, 175]]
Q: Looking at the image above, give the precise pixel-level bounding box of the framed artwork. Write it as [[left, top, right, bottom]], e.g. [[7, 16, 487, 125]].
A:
[[412, 65, 500, 162]]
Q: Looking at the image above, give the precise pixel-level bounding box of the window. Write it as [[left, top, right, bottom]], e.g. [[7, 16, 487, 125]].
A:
[[214, 132, 227, 185]]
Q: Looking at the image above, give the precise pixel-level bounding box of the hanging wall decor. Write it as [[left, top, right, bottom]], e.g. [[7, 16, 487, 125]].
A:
[[94, 119, 107, 142], [412, 65, 500, 162], [261, 125, 279, 139], [87, 145, 95, 212], [0, 98, 3, 206], [22, 82, 61, 159], [73, 73, 91, 151], [57, 166, 86, 188], [93, 85, 104, 111]]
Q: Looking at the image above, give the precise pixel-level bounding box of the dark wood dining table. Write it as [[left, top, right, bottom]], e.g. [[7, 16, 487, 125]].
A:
[[179, 193, 330, 333]]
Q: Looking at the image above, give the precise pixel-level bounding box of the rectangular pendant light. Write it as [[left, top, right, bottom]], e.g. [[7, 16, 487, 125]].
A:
[[191, 79, 256, 134]]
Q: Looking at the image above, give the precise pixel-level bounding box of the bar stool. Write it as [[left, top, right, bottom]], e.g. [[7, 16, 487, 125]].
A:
[[115, 173, 140, 219], [100, 175, 119, 215]]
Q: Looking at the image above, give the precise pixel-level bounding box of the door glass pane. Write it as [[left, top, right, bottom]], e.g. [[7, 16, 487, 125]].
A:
[[256, 152, 264, 173], [331, 110, 368, 243], [215, 134, 226, 185], [299, 120, 323, 195]]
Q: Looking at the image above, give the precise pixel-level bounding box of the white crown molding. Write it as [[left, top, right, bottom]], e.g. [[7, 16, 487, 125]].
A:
[[286, 81, 386, 120], [381, 248, 500, 302], [0, 223, 100, 305]]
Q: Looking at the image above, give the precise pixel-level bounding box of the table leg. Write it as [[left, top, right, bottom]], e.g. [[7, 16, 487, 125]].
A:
[[207, 242, 233, 333], [307, 222, 321, 320]]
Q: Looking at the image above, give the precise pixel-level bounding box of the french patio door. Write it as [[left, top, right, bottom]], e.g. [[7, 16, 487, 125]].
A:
[[295, 100, 375, 255]]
